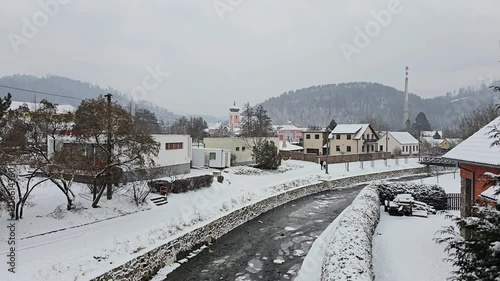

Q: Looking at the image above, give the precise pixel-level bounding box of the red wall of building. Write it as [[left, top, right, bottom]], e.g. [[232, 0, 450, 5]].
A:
[[460, 163, 500, 200]]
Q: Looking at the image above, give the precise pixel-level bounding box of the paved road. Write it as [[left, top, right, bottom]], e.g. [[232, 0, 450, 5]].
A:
[[164, 184, 366, 281]]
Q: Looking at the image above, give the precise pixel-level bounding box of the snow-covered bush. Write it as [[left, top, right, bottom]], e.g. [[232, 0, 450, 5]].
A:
[[321, 185, 380, 281], [170, 175, 213, 194], [376, 182, 448, 210], [231, 166, 267, 176]]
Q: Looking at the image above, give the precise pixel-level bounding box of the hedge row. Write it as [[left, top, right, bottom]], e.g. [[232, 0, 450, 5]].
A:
[[170, 174, 214, 194], [320, 185, 380, 281], [376, 182, 448, 210]]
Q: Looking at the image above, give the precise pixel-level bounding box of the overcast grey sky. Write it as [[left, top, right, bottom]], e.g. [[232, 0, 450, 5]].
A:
[[1, 0, 499, 116]]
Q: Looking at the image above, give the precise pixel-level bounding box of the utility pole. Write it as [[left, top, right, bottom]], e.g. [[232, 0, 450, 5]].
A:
[[325, 129, 332, 174], [105, 93, 113, 200]]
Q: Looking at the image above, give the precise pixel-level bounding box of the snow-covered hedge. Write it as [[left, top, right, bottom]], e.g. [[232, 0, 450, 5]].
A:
[[376, 182, 448, 210], [170, 175, 213, 193], [320, 185, 380, 281]]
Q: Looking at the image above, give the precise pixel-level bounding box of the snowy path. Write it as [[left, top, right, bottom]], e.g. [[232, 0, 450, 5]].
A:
[[0, 159, 423, 281], [373, 208, 457, 281]]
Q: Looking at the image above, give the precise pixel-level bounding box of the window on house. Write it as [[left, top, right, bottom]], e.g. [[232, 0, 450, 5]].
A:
[[315, 134, 320, 139], [306, 134, 311, 139], [380, 145, 383, 151], [242, 147, 246, 151], [336, 145, 340, 152], [209, 152, 216, 160], [347, 146, 351, 152], [336, 135, 340, 140], [166, 142, 183, 150], [347, 135, 351, 140], [362, 135, 365, 139], [371, 145, 374, 151], [362, 146, 365, 152], [236, 147, 240, 151]]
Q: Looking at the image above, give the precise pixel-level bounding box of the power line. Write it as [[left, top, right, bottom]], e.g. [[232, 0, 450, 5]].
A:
[[0, 84, 83, 101], [0, 83, 184, 122]]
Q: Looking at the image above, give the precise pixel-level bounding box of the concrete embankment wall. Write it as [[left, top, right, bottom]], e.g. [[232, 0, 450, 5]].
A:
[[90, 166, 429, 281]]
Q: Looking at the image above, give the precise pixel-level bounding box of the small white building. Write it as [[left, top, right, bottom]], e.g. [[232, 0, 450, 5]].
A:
[[192, 147, 231, 169], [378, 131, 419, 156], [48, 134, 192, 177], [152, 134, 192, 174]]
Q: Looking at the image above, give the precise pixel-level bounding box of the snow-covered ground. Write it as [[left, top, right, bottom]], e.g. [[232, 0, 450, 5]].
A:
[[373, 208, 458, 281], [373, 170, 460, 280], [409, 171, 460, 194], [0, 158, 423, 281]]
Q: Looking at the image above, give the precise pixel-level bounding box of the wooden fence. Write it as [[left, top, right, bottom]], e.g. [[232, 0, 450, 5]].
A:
[[447, 193, 460, 210], [280, 151, 392, 164]]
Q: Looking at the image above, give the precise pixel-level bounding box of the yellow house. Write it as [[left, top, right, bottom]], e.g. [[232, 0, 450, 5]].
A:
[[328, 124, 379, 155], [440, 138, 462, 150], [203, 137, 279, 164], [302, 129, 328, 155]]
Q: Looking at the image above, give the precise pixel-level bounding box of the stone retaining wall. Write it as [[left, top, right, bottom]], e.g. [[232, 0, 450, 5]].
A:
[[90, 166, 429, 281]]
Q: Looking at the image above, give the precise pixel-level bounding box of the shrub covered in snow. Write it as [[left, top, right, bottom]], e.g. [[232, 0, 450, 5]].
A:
[[376, 182, 447, 210], [169, 175, 213, 194], [231, 166, 267, 176], [320, 185, 380, 281]]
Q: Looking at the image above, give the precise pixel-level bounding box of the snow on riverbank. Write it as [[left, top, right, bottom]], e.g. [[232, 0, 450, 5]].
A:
[[373, 208, 457, 281], [0, 158, 423, 281]]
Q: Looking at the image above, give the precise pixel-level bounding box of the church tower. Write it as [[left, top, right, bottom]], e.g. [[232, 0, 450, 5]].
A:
[[229, 102, 240, 133]]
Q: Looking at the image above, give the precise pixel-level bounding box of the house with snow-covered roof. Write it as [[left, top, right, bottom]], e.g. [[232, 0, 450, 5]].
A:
[[443, 116, 500, 216], [377, 131, 419, 156], [302, 129, 328, 155], [327, 124, 379, 155], [274, 122, 303, 143]]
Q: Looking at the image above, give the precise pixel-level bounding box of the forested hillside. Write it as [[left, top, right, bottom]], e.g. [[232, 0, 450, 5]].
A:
[[260, 82, 499, 130]]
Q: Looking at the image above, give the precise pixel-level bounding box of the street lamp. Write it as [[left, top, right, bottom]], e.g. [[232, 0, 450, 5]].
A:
[[325, 130, 333, 174]]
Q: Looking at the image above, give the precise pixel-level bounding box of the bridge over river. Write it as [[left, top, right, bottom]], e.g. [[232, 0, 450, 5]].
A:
[[418, 155, 457, 167]]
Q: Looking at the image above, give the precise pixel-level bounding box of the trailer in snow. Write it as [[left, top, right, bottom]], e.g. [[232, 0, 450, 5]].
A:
[[192, 147, 231, 169]]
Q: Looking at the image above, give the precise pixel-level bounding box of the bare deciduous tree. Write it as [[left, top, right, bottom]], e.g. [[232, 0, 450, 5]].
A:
[[73, 96, 160, 208]]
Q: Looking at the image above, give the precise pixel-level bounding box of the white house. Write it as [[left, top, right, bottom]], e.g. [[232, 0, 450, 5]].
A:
[[192, 147, 231, 169], [328, 124, 379, 155], [152, 134, 192, 174], [378, 131, 419, 156], [48, 134, 192, 177]]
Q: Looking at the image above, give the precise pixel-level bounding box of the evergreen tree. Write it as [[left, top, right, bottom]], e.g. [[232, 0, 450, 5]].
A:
[[253, 105, 272, 137], [135, 108, 162, 134], [187, 117, 208, 142], [240, 102, 254, 137], [326, 119, 337, 131], [0, 93, 12, 119], [405, 119, 411, 132], [252, 140, 281, 170], [414, 112, 432, 131], [433, 131, 441, 139], [240, 103, 273, 137]]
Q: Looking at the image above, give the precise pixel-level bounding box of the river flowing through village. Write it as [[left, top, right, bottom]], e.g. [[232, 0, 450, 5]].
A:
[[163, 175, 429, 281]]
